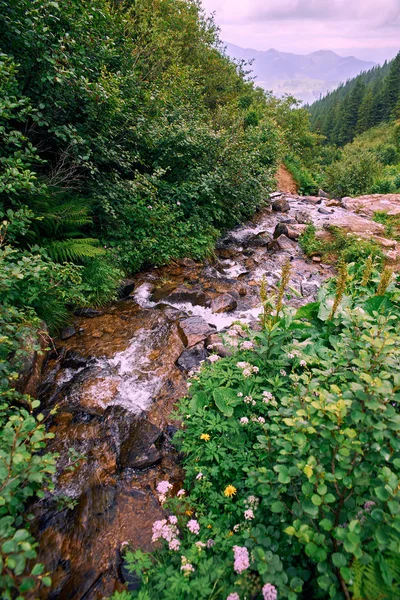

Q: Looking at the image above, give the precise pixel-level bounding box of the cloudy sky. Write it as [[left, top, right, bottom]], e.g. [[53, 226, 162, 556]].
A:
[[200, 0, 400, 63]]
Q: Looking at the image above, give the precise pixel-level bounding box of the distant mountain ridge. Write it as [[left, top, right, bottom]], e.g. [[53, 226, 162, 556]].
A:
[[225, 43, 376, 103]]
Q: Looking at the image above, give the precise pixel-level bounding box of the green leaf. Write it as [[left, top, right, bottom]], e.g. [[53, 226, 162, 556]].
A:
[[332, 553, 347, 567], [212, 387, 240, 417]]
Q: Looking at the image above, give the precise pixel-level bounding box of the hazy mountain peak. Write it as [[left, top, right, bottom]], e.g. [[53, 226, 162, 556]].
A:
[[225, 42, 376, 103]]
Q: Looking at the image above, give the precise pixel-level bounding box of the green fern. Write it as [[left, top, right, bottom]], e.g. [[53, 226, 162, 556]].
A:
[[44, 238, 105, 262], [352, 553, 400, 600], [32, 198, 93, 236]]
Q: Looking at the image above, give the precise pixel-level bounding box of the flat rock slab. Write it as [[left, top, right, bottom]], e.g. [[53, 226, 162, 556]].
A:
[[342, 194, 400, 216]]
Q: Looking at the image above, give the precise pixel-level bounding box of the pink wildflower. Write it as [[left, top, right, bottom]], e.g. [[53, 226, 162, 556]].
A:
[[233, 545, 250, 573], [187, 519, 200, 534], [168, 515, 178, 524], [262, 583, 278, 600], [242, 341, 254, 350], [169, 538, 181, 551], [244, 509, 254, 520], [227, 594, 240, 600], [177, 489, 185, 497], [240, 417, 249, 425], [157, 480, 173, 495], [208, 354, 220, 363], [196, 472, 203, 480]]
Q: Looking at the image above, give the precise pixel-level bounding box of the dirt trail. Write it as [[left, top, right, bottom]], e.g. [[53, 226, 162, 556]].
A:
[[276, 163, 298, 194]]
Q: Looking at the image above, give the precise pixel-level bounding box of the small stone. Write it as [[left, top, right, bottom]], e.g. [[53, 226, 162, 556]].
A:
[[301, 281, 320, 296], [272, 197, 290, 212], [318, 207, 333, 215], [269, 191, 282, 199], [60, 326, 76, 340], [312, 256, 322, 263]]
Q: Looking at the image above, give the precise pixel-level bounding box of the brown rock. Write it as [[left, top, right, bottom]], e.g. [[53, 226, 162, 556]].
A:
[[178, 316, 216, 347], [211, 293, 238, 313]]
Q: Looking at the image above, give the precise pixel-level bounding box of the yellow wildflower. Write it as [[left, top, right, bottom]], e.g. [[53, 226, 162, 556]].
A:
[[185, 509, 193, 516], [207, 524, 212, 529], [228, 531, 234, 537], [224, 485, 237, 498], [200, 433, 210, 441]]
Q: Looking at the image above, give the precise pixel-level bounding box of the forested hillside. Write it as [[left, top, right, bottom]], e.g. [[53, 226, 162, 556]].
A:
[[309, 53, 400, 146]]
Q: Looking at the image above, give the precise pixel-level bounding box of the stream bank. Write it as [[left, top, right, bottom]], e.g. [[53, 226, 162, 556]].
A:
[[32, 191, 400, 599]]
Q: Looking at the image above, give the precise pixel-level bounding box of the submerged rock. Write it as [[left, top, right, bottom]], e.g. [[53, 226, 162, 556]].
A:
[[272, 197, 290, 212]]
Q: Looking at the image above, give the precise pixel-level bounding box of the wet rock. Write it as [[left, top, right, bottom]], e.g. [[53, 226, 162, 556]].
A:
[[61, 325, 76, 340], [74, 308, 103, 318], [295, 210, 312, 224], [247, 231, 271, 247], [272, 197, 290, 212], [318, 207, 333, 215], [14, 325, 48, 397], [119, 421, 163, 470], [211, 293, 238, 313], [178, 316, 216, 347], [118, 279, 135, 299], [273, 223, 288, 239], [158, 288, 210, 307], [177, 343, 208, 372], [318, 189, 330, 199], [62, 350, 88, 370]]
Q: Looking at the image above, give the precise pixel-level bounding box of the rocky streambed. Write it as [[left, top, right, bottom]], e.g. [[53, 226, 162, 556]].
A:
[[32, 192, 400, 599]]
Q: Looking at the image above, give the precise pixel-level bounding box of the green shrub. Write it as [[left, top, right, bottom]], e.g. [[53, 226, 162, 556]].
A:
[[324, 148, 380, 197], [371, 179, 396, 194], [376, 144, 399, 166], [117, 263, 400, 600], [284, 156, 319, 195]]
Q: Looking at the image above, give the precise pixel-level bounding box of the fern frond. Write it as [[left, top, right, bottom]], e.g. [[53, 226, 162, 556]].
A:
[[37, 199, 92, 235], [352, 553, 400, 600], [44, 238, 105, 262]]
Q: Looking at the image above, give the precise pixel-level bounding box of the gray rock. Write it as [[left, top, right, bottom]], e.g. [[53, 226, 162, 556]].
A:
[[211, 293, 238, 313], [272, 197, 290, 212], [269, 191, 282, 199], [61, 325, 76, 340], [318, 189, 330, 199], [318, 207, 333, 215], [248, 231, 272, 247], [177, 343, 208, 371]]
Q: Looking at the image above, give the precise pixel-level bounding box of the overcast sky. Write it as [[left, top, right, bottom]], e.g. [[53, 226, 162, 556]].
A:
[[200, 0, 400, 63]]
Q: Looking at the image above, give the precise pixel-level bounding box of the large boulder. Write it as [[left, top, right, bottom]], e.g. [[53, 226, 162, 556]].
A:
[[211, 293, 238, 313], [178, 316, 216, 347]]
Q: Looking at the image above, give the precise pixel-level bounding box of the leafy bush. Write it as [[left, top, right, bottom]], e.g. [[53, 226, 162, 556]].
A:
[[323, 148, 380, 197], [376, 144, 399, 166], [370, 179, 396, 194], [284, 156, 319, 195], [117, 262, 400, 600]]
